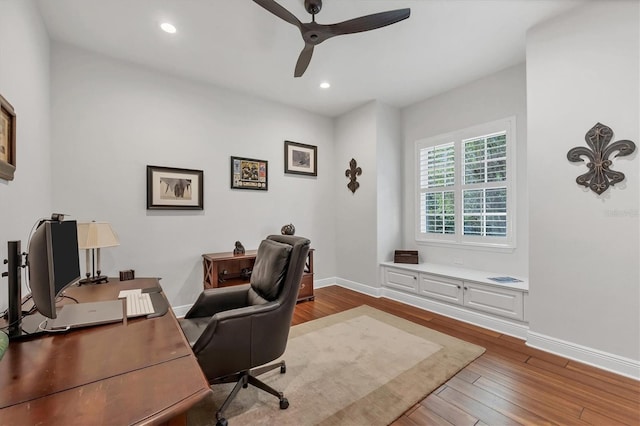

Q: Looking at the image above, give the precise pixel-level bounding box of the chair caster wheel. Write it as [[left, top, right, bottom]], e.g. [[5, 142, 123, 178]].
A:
[[216, 418, 228, 426], [280, 398, 289, 409], [242, 383, 248, 388], [280, 364, 286, 374]]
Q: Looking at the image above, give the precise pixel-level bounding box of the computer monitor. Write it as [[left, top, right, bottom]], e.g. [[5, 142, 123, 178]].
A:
[[27, 220, 81, 319]]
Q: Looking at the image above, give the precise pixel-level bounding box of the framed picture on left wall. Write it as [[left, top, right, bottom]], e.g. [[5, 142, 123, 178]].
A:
[[147, 165, 204, 210], [0, 94, 17, 181]]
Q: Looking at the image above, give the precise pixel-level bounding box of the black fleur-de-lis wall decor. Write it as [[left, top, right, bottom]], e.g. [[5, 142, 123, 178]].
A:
[[567, 123, 636, 195], [345, 158, 362, 193]]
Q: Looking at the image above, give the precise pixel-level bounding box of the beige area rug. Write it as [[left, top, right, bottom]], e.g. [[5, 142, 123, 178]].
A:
[[187, 305, 485, 426]]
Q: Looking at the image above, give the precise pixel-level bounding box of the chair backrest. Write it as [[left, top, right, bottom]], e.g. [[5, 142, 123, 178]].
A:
[[248, 239, 293, 304], [248, 235, 310, 366]]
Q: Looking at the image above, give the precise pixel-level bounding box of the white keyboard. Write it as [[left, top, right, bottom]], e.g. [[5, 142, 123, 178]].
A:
[[120, 291, 155, 317]]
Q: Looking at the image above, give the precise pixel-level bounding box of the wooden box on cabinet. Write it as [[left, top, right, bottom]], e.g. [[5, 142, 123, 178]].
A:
[[202, 248, 314, 302]]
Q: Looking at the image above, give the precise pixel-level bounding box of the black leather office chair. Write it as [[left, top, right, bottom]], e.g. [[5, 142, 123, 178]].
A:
[[179, 235, 311, 426]]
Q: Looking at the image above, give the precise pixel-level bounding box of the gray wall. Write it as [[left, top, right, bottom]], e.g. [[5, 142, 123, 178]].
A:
[[401, 64, 529, 276], [334, 101, 403, 290], [334, 102, 379, 287], [50, 43, 337, 308], [526, 1, 639, 364], [0, 1, 51, 310]]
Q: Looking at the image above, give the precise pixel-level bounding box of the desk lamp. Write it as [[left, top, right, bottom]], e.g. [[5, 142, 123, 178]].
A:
[[77, 221, 120, 285]]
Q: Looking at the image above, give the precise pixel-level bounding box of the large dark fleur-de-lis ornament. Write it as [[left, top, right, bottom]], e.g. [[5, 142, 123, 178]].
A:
[[567, 123, 636, 195], [345, 158, 362, 193]]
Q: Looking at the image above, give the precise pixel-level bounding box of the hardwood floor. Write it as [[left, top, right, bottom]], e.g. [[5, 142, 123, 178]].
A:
[[293, 286, 640, 426]]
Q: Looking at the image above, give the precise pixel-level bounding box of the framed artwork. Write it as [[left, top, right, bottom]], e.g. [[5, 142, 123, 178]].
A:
[[147, 165, 203, 210], [0, 94, 17, 181], [284, 140, 317, 176], [231, 156, 268, 190]]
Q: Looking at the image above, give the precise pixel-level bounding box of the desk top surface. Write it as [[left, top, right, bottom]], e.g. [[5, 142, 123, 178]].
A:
[[0, 277, 211, 425]]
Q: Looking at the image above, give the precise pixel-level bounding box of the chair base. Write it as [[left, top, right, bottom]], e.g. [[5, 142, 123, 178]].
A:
[[213, 360, 288, 426]]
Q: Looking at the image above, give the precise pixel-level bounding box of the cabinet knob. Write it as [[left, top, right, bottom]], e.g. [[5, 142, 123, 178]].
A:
[[464, 286, 468, 291], [457, 285, 461, 289], [301, 283, 305, 289]]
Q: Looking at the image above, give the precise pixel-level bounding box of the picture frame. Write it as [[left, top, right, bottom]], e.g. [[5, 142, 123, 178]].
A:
[[0, 94, 17, 181], [284, 140, 317, 176], [147, 165, 204, 210], [230, 156, 268, 190]]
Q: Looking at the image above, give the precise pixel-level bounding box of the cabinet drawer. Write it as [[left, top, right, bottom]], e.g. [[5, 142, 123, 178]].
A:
[[463, 282, 524, 320], [384, 268, 418, 293], [419, 274, 463, 304], [297, 274, 314, 301]]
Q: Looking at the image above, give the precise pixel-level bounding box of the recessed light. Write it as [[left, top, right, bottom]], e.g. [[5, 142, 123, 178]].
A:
[[320, 82, 331, 89], [160, 22, 177, 34]]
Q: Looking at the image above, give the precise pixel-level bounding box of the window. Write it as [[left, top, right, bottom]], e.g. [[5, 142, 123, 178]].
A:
[[416, 118, 515, 248]]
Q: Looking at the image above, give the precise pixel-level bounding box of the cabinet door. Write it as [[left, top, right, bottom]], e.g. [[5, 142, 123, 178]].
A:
[[462, 282, 524, 321], [384, 268, 418, 293], [418, 274, 463, 304], [298, 274, 314, 301]]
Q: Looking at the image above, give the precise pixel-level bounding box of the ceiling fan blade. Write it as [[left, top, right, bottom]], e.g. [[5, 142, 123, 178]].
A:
[[328, 8, 410, 36], [294, 44, 314, 77], [253, 0, 302, 29]]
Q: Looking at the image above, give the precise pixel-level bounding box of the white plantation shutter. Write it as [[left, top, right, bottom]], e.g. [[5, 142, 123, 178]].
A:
[[462, 188, 507, 236], [462, 132, 508, 237], [420, 142, 455, 188], [419, 143, 455, 235]]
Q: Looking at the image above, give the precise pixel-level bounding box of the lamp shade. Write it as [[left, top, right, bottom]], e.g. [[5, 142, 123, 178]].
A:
[[77, 222, 120, 249]]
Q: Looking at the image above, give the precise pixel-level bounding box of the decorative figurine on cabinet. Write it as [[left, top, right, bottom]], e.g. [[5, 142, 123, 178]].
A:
[[233, 241, 245, 255], [281, 223, 296, 235]]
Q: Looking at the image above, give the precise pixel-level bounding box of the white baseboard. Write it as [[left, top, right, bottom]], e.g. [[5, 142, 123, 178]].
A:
[[526, 331, 640, 380], [333, 277, 384, 297], [172, 304, 191, 319], [381, 287, 529, 339], [314, 277, 337, 289]]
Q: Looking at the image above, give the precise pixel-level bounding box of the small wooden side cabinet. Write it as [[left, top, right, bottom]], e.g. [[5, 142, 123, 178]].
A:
[[202, 249, 314, 302]]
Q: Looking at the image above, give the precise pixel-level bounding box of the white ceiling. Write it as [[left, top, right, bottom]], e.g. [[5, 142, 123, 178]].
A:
[[36, 0, 582, 117]]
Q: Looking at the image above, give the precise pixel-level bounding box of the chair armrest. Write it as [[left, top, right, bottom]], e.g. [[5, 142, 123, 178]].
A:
[[184, 284, 251, 318], [192, 301, 280, 356], [213, 299, 280, 322]]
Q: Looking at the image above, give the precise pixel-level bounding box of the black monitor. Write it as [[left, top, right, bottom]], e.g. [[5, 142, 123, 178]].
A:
[[27, 220, 81, 319]]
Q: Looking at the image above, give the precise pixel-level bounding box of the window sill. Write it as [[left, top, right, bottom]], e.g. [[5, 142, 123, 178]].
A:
[[415, 239, 516, 253]]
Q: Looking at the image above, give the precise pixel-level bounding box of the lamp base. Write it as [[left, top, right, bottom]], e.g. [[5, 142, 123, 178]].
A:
[[78, 275, 109, 285]]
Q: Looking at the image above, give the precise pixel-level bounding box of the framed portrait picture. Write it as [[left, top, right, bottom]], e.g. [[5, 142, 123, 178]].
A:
[[147, 165, 204, 210], [284, 140, 317, 176], [230, 156, 268, 190], [0, 94, 17, 181]]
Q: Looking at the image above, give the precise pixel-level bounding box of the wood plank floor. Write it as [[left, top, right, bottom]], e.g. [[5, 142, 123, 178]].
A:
[[293, 286, 640, 426]]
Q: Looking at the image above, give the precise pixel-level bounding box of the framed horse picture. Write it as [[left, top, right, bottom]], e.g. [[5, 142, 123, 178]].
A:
[[146, 165, 204, 210]]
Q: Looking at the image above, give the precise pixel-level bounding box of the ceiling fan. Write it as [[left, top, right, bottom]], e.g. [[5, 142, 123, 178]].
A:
[[254, 0, 411, 77]]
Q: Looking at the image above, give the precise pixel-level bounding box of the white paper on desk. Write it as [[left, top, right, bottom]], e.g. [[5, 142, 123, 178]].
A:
[[118, 289, 142, 298]]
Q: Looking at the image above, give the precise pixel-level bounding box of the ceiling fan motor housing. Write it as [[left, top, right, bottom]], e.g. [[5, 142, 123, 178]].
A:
[[305, 0, 322, 15]]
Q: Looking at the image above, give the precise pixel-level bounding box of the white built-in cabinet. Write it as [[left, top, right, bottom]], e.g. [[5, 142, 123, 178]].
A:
[[382, 262, 528, 328]]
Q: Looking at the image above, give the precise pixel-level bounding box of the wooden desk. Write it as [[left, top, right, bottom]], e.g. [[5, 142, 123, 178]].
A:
[[0, 278, 212, 425]]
